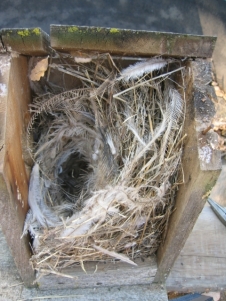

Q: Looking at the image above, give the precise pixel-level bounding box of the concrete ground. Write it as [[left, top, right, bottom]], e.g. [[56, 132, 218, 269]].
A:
[[0, 0, 226, 300]]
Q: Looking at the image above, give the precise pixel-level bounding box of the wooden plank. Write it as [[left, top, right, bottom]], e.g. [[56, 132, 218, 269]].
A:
[[21, 284, 168, 301], [38, 257, 157, 289], [154, 60, 221, 283], [0, 54, 35, 286], [50, 25, 216, 58], [1, 28, 50, 56], [166, 205, 226, 291]]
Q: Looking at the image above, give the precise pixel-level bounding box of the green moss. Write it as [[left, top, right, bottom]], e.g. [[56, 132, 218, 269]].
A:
[[32, 28, 41, 35], [205, 182, 214, 193], [68, 26, 79, 33], [17, 29, 30, 37], [110, 28, 120, 34]]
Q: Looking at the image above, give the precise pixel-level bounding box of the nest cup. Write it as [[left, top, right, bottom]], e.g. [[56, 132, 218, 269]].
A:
[[24, 52, 187, 279]]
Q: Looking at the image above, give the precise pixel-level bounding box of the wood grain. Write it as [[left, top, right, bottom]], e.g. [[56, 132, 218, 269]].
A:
[[38, 257, 157, 290], [50, 25, 216, 58], [0, 54, 35, 286]]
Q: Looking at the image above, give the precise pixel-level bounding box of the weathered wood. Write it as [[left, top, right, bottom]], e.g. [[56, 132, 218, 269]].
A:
[[22, 284, 169, 301], [166, 205, 226, 291], [1, 28, 50, 56], [154, 60, 221, 283], [38, 257, 157, 289], [192, 59, 222, 171], [0, 54, 35, 286], [50, 25, 216, 58]]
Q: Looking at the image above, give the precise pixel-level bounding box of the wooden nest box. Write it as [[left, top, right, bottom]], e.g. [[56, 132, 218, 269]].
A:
[[0, 26, 221, 289]]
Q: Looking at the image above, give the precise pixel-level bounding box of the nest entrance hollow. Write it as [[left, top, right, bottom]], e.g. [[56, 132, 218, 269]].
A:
[[58, 152, 92, 199]]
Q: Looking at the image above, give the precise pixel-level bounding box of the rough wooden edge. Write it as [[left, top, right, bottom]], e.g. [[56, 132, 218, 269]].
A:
[[0, 53, 35, 286], [50, 25, 217, 58], [21, 284, 168, 301], [0, 28, 50, 56], [192, 59, 222, 170], [38, 257, 157, 289], [154, 60, 221, 283]]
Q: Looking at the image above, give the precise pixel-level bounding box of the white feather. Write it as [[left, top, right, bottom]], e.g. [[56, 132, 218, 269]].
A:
[[119, 58, 167, 81], [106, 133, 116, 155], [26, 163, 60, 229], [159, 88, 184, 163]]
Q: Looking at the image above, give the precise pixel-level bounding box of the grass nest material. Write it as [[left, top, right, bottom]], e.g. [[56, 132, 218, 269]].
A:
[[24, 52, 186, 278]]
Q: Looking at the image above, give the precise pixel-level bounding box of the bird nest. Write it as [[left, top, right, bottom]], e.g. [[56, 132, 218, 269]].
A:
[[24, 52, 186, 278]]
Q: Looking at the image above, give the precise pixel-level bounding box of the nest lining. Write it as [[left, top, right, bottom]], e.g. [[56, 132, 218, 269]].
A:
[[24, 52, 186, 278]]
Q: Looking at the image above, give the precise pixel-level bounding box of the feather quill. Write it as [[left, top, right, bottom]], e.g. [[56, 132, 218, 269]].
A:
[[119, 58, 167, 81], [159, 88, 184, 163], [92, 244, 137, 266]]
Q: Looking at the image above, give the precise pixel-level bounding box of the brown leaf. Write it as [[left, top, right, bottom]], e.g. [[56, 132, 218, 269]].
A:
[[30, 56, 49, 81]]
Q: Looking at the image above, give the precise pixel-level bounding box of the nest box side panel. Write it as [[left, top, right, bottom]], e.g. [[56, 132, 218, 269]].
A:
[[155, 60, 221, 283], [0, 53, 35, 286], [50, 25, 217, 58]]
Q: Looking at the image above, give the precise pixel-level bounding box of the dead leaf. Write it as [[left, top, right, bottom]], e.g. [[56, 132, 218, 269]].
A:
[[30, 56, 49, 81]]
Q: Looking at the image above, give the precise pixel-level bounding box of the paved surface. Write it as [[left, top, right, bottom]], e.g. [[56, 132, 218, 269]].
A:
[[0, 0, 226, 300]]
